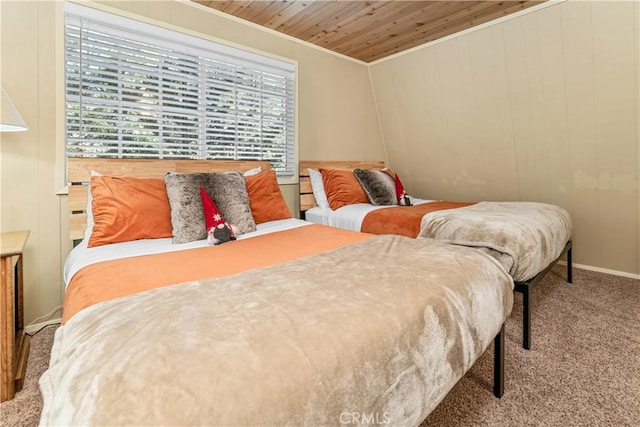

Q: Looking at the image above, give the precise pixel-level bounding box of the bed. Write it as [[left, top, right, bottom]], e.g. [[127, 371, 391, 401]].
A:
[[39, 158, 514, 426], [299, 160, 573, 350]]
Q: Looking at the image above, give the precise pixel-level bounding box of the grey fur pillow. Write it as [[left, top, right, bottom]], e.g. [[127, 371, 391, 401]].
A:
[[206, 172, 256, 236], [164, 172, 256, 244], [164, 173, 208, 244], [353, 169, 398, 206]]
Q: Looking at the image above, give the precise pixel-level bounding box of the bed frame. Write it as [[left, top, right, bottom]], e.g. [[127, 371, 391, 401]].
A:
[[299, 160, 573, 350], [516, 240, 572, 349], [67, 158, 271, 241]]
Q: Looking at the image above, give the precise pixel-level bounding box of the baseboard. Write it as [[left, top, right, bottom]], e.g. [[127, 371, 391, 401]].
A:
[[558, 260, 640, 280], [25, 318, 62, 334]]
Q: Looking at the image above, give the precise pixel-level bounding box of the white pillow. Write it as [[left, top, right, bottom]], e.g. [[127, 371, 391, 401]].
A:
[[308, 168, 330, 210], [243, 166, 262, 177], [83, 170, 102, 240]]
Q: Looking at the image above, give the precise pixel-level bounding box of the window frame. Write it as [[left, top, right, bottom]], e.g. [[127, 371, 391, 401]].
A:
[[62, 1, 299, 184]]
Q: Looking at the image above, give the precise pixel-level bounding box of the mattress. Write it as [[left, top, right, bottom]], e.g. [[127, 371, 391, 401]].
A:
[[306, 200, 572, 282], [305, 198, 431, 231], [64, 218, 311, 286]]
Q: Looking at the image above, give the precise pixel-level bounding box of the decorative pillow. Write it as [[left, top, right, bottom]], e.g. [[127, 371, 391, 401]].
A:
[[353, 168, 397, 206], [164, 173, 209, 243], [308, 168, 330, 209], [319, 168, 368, 210], [206, 171, 256, 235], [87, 176, 173, 248], [164, 172, 256, 244], [200, 187, 236, 245], [244, 169, 292, 224]]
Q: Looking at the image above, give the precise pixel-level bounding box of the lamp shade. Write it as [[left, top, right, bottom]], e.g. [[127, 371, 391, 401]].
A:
[[1, 87, 28, 132]]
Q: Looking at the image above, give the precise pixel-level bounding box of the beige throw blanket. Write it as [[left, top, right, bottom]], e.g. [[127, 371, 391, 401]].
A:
[[419, 202, 573, 282], [40, 235, 513, 426]]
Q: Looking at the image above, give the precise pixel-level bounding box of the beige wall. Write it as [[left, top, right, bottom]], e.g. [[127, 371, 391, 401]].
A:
[[0, 0, 385, 323], [370, 0, 640, 275], [1, 1, 66, 326]]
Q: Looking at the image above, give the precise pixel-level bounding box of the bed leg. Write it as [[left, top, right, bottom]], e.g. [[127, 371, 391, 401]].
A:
[[522, 285, 531, 350], [493, 324, 505, 398], [567, 242, 573, 284]]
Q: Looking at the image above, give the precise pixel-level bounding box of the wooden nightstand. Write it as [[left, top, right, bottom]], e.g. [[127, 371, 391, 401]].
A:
[[1, 230, 30, 402]]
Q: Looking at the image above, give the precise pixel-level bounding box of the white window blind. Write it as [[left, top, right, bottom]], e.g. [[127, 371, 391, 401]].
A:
[[65, 3, 296, 177]]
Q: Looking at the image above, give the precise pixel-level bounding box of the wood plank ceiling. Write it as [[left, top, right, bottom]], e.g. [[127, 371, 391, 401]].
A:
[[193, 1, 546, 63]]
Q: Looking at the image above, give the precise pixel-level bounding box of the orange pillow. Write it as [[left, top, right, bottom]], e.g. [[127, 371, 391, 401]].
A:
[[320, 168, 368, 210], [88, 176, 173, 248], [244, 170, 292, 224]]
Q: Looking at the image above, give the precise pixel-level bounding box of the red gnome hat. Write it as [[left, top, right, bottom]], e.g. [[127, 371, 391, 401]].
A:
[[394, 173, 408, 200], [199, 187, 235, 237]]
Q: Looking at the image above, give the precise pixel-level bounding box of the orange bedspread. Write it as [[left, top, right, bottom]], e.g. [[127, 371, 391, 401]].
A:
[[360, 201, 475, 237], [63, 224, 370, 324]]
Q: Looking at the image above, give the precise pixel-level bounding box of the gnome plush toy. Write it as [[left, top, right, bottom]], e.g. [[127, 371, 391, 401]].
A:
[[199, 187, 237, 245], [394, 173, 412, 206]]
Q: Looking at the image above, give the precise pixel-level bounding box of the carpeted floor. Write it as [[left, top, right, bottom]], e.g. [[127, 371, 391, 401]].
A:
[[0, 325, 57, 427], [1, 265, 639, 426], [422, 266, 640, 426]]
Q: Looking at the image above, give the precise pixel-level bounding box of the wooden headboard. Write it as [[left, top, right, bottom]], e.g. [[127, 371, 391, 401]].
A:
[[298, 160, 386, 212], [68, 158, 271, 241]]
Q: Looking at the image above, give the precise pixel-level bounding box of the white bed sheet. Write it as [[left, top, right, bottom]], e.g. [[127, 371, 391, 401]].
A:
[[305, 197, 432, 232], [64, 218, 311, 287]]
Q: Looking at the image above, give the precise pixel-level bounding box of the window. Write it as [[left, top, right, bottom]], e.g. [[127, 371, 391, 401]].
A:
[[64, 3, 296, 177]]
